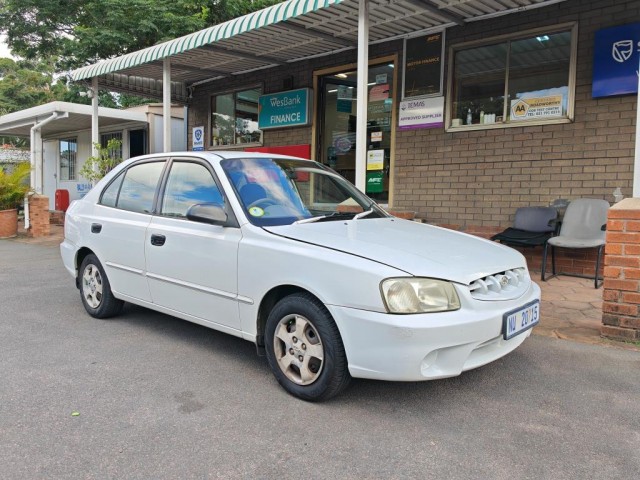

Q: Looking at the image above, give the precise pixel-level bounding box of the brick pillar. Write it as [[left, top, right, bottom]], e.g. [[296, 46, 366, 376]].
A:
[[601, 198, 640, 341], [28, 195, 51, 238]]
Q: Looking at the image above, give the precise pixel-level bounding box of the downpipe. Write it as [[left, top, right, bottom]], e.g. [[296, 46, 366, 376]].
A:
[[26, 111, 69, 229]]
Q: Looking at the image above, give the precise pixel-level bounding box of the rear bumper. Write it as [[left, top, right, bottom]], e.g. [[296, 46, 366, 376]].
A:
[[60, 239, 77, 279], [327, 282, 540, 381]]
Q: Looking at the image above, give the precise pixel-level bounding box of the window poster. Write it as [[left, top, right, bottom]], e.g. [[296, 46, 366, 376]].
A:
[[366, 171, 384, 193], [510, 95, 563, 121], [403, 32, 444, 98], [337, 85, 353, 113], [367, 150, 384, 171]]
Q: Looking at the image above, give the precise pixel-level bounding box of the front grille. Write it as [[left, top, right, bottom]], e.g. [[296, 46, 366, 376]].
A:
[[468, 268, 529, 301]]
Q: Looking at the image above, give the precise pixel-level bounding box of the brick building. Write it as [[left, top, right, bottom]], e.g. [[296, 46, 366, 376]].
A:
[[187, 0, 639, 229], [71, 0, 639, 269]]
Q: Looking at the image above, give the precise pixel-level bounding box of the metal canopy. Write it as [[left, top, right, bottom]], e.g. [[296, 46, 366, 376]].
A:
[[70, 0, 567, 101], [0, 102, 147, 138]]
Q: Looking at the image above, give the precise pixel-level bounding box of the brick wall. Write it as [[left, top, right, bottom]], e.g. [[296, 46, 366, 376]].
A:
[[28, 195, 50, 238], [601, 198, 640, 341], [394, 0, 637, 227]]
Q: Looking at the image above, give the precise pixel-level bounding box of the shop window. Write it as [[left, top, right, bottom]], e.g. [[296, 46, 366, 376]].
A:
[[60, 138, 77, 181], [449, 25, 575, 129], [210, 87, 262, 147]]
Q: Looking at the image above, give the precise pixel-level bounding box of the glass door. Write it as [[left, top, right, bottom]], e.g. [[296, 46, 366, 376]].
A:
[[317, 62, 394, 203]]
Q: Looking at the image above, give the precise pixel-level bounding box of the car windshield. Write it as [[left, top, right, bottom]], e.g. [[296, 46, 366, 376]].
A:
[[221, 157, 387, 227]]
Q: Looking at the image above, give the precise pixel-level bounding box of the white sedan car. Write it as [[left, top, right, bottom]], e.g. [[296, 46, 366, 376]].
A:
[[61, 152, 540, 401]]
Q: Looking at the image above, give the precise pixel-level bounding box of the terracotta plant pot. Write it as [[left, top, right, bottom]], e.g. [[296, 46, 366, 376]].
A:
[[0, 208, 18, 238]]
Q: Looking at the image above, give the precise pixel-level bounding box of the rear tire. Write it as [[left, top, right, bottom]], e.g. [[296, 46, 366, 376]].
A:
[[265, 293, 351, 401], [79, 254, 124, 318]]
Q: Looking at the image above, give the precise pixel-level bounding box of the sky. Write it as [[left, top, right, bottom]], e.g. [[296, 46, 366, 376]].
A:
[[0, 35, 15, 59]]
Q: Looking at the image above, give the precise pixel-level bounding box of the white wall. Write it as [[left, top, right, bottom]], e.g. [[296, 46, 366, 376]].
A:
[[151, 115, 186, 152], [42, 130, 94, 205]]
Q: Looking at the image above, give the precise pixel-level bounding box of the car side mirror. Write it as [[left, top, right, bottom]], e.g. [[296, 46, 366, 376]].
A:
[[186, 203, 228, 226]]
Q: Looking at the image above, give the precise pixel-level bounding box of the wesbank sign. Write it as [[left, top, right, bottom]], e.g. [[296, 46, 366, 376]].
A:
[[258, 89, 311, 129]]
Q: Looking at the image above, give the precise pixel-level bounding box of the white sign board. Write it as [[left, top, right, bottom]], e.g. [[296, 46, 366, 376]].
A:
[[510, 96, 563, 121], [398, 96, 444, 130], [192, 126, 205, 151]]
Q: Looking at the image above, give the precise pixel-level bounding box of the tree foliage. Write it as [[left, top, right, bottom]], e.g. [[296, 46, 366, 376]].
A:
[[0, 0, 282, 71], [0, 57, 63, 115], [0, 0, 206, 70]]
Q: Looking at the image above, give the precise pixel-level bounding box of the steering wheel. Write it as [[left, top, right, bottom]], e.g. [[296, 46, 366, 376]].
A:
[[247, 198, 278, 210]]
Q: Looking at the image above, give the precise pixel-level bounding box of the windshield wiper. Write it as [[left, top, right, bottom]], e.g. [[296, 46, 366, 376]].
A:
[[353, 208, 374, 220], [293, 212, 355, 224]]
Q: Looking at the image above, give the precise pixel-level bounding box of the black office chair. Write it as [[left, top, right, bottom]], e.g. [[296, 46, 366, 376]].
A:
[[491, 206, 558, 247]]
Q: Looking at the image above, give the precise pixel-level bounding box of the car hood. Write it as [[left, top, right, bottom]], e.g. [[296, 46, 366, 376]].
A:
[[264, 218, 526, 285]]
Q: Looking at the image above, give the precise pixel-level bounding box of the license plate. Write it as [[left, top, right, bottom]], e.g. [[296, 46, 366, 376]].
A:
[[503, 300, 540, 340]]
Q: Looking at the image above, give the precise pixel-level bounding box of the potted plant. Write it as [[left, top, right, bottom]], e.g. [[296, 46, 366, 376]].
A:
[[0, 162, 31, 238]]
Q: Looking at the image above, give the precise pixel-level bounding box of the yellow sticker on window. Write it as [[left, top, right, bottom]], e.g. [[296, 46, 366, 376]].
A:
[[249, 206, 265, 217]]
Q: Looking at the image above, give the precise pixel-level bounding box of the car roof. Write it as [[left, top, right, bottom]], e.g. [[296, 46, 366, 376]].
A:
[[124, 151, 316, 164]]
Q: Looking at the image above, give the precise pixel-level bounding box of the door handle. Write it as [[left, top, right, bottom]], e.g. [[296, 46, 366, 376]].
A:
[[91, 223, 102, 234], [150, 234, 166, 246]]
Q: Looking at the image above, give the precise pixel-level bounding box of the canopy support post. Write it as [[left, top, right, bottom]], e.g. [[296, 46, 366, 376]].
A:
[[355, 0, 369, 193], [91, 77, 99, 160], [163, 58, 172, 152]]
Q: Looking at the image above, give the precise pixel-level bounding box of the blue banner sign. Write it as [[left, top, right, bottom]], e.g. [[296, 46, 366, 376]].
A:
[[592, 23, 640, 98], [258, 88, 311, 129]]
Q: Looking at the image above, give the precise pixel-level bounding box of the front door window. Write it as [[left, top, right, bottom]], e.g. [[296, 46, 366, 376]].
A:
[[317, 63, 394, 203]]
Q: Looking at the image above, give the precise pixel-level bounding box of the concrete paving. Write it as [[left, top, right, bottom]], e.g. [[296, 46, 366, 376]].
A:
[[9, 224, 636, 351], [1, 240, 640, 479], [535, 276, 617, 348]]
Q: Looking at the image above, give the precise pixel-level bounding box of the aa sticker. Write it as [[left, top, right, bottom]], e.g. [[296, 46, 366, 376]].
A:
[[249, 206, 265, 217]]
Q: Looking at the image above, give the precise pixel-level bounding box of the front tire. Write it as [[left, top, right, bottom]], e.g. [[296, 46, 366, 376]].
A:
[[265, 293, 351, 401], [79, 254, 124, 318]]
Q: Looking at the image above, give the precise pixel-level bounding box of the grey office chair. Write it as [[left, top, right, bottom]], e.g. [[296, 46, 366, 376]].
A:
[[541, 198, 610, 288]]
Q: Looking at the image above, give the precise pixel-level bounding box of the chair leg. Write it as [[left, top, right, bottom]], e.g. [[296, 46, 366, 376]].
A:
[[594, 244, 604, 289], [541, 242, 548, 281], [541, 243, 558, 282]]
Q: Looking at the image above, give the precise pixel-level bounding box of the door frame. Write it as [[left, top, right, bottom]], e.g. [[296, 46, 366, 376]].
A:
[[312, 54, 398, 207]]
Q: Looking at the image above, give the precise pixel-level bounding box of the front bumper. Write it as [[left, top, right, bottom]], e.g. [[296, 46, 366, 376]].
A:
[[327, 281, 540, 381]]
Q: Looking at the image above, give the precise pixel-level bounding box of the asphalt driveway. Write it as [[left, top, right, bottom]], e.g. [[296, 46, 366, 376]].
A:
[[1, 241, 639, 479]]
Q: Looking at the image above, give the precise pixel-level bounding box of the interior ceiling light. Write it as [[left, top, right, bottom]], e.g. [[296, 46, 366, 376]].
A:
[[536, 35, 550, 42], [335, 73, 348, 78]]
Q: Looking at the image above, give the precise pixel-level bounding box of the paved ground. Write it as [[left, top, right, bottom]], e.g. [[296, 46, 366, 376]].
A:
[[536, 276, 612, 346], [1, 240, 640, 479]]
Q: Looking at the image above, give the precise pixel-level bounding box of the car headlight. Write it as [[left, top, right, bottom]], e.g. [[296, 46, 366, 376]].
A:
[[380, 278, 461, 314]]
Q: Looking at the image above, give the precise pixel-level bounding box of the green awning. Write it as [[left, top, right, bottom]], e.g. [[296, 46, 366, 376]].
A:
[[71, 0, 344, 81]]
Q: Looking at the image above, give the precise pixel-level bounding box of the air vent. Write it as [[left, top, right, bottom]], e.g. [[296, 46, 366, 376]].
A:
[[468, 268, 530, 301]]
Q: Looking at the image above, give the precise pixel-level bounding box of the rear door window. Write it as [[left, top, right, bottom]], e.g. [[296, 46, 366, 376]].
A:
[[114, 161, 165, 213]]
